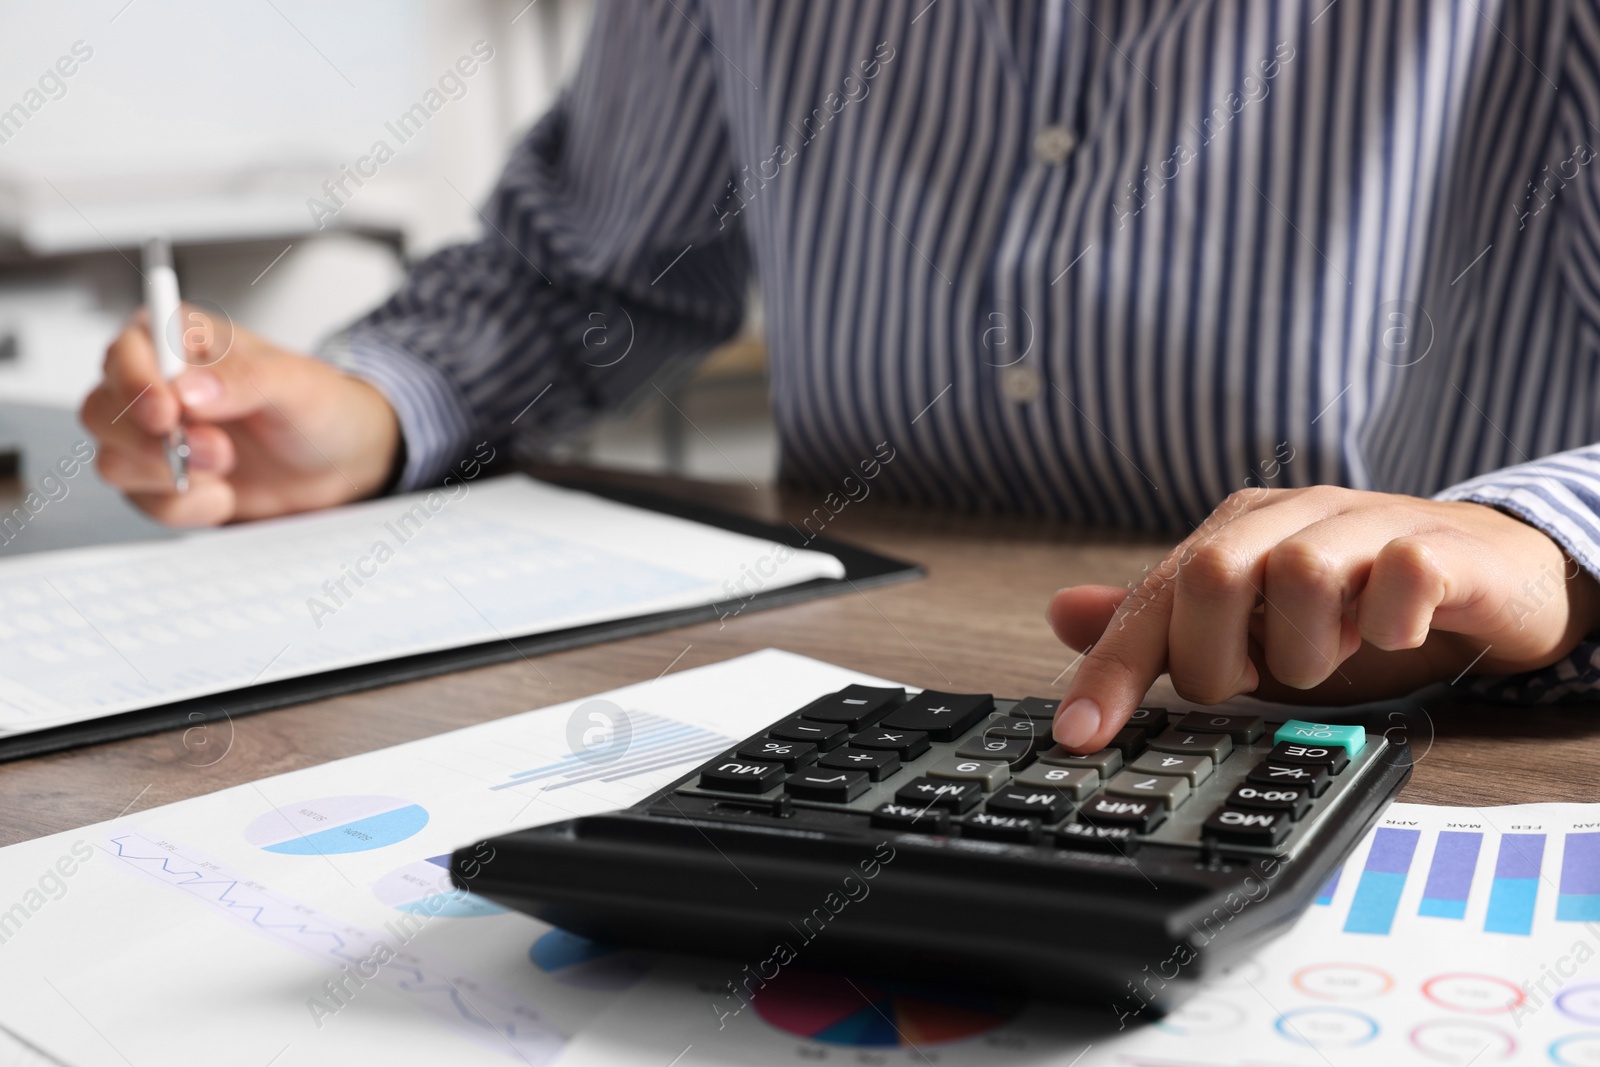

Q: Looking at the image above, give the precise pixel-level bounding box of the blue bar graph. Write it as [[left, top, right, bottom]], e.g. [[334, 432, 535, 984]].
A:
[[1315, 867, 1342, 906], [1558, 833, 1600, 922], [1485, 834, 1545, 935], [1418, 831, 1483, 919], [1344, 828, 1420, 935]]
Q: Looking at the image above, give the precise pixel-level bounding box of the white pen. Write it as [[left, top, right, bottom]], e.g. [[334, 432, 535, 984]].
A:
[[142, 237, 190, 493]]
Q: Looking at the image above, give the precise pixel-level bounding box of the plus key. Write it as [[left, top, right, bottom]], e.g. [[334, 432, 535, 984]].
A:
[[879, 691, 994, 741]]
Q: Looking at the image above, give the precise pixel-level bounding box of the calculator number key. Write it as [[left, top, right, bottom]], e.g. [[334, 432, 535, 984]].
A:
[[955, 736, 1034, 764], [1147, 729, 1233, 762], [1107, 726, 1150, 758], [700, 759, 786, 794], [1015, 764, 1098, 799], [1105, 769, 1191, 809], [1038, 746, 1123, 777], [1226, 783, 1312, 819], [1174, 712, 1265, 743], [1128, 750, 1212, 786], [1126, 706, 1169, 730], [980, 716, 1051, 747], [926, 757, 1011, 790]]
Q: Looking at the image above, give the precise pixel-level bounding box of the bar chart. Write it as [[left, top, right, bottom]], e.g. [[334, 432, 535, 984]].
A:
[[1343, 828, 1419, 935], [1484, 833, 1544, 935], [1333, 821, 1600, 939], [1418, 830, 1480, 919], [489, 710, 732, 793]]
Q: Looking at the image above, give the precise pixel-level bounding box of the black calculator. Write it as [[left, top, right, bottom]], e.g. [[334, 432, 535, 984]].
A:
[[453, 685, 1410, 1009]]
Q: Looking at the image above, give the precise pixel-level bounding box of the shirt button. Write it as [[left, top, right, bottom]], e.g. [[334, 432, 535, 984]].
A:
[[1000, 364, 1042, 403], [1033, 125, 1077, 165]]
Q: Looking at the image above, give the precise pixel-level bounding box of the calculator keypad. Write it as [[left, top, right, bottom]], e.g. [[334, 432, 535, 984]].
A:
[[676, 689, 1379, 859]]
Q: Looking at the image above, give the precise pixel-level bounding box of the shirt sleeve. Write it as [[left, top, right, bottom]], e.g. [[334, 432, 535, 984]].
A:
[[327, 0, 749, 491], [1431, 443, 1600, 703], [1423, 5, 1600, 702]]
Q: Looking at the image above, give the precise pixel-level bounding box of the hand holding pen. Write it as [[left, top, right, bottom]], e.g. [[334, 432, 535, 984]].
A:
[[78, 244, 402, 526]]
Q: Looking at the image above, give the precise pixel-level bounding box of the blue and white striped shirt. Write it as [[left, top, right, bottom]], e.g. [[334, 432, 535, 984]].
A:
[[334, 0, 1600, 699]]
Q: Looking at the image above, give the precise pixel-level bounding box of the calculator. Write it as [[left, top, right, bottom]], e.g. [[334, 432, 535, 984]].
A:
[[453, 686, 1411, 1008]]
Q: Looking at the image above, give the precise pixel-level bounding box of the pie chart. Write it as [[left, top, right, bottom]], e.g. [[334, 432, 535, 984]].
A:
[[752, 969, 1020, 1047], [372, 855, 507, 918], [245, 795, 429, 855], [530, 928, 649, 991]]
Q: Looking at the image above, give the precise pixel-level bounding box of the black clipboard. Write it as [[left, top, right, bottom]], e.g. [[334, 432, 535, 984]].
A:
[[0, 480, 922, 763]]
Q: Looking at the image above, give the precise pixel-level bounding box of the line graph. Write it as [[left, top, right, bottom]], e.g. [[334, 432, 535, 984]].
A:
[[104, 830, 562, 1063]]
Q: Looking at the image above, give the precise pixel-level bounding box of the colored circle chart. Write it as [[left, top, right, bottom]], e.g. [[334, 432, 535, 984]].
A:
[[245, 795, 429, 855], [1275, 1007, 1380, 1049], [529, 929, 649, 991], [1409, 1020, 1516, 1063], [1294, 962, 1396, 1001], [1157, 997, 1246, 1036], [1550, 1032, 1600, 1067], [1422, 974, 1525, 1016], [1560, 986, 1600, 1025], [373, 855, 506, 918], [752, 969, 1020, 1048]]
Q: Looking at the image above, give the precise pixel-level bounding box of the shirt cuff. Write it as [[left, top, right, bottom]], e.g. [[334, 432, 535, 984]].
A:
[[1432, 465, 1600, 579], [316, 330, 475, 493], [1451, 640, 1600, 704], [1432, 459, 1600, 701]]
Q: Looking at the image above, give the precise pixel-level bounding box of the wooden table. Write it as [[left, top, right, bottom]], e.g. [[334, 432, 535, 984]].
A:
[[3, 459, 1598, 848]]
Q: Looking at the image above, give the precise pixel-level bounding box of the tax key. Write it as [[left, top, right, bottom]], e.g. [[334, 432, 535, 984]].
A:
[[1273, 719, 1365, 756]]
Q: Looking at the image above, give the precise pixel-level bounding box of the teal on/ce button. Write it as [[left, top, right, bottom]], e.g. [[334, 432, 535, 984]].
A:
[[1274, 719, 1366, 756]]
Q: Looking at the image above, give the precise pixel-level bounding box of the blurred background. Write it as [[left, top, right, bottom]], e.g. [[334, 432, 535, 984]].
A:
[[0, 0, 777, 489]]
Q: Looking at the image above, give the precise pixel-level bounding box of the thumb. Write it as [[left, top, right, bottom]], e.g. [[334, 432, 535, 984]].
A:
[[170, 326, 300, 423], [1048, 585, 1129, 651]]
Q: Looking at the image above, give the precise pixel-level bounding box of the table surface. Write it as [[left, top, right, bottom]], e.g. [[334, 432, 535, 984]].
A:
[[2, 415, 1597, 845]]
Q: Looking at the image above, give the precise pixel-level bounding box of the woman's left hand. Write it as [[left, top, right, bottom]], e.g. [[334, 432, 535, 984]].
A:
[[1046, 486, 1600, 752]]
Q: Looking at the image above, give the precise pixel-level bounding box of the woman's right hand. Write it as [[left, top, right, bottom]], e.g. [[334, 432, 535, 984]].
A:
[[79, 308, 401, 526]]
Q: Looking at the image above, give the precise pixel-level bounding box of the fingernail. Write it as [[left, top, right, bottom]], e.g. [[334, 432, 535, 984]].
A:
[[1053, 697, 1101, 748], [175, 370, 221, 406], [1242, 660, 1260, 692], [185, 434, 216, 471]]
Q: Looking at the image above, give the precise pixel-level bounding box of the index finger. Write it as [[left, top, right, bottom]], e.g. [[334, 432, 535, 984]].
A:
[[1050, 550, 1180, 751], [102, 311, 179, 436], [1051, 488, 1271, 751]]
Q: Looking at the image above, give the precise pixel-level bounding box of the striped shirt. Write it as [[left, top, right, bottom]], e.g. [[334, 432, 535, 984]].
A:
[[332, 0, 1600, 699]]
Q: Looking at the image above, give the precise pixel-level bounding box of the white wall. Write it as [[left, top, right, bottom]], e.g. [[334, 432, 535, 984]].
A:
[[0, 0, 593, 408]]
